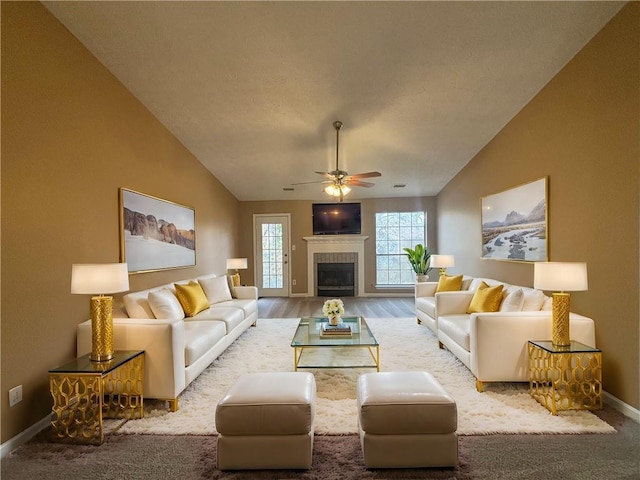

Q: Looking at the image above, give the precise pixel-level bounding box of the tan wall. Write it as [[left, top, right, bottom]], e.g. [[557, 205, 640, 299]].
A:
[[1, 2, 240, 443], [437, 3, 639, 409], [238, 197, 437, 295]]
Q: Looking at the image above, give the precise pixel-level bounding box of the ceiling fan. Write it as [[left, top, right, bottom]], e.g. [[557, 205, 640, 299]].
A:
[[293, 120, 382, 202]]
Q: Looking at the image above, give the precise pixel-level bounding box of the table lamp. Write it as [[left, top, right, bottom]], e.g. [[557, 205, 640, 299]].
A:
[[533, 262, 588, 347], [226, 258, 248, 287], [71, 263, 129, 362], [430, 255, 455, 276]]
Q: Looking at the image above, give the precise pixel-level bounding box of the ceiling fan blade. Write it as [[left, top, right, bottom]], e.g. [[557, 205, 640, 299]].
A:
[[347, 179, 375, 187], [348, 171, 382, 179], [315, 171, 336, 180], [291, 180, 332, 185]]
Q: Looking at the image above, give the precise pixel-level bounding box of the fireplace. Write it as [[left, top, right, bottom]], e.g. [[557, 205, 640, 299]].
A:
[[317, 262, 355, 297], [304, 235, 368, 297]]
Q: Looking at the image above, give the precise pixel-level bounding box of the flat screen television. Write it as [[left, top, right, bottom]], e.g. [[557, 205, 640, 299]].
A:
[[312, 202, 361, 235]]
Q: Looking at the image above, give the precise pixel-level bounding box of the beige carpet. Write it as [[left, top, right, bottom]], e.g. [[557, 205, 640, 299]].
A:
[[117, 317, 615, 436]]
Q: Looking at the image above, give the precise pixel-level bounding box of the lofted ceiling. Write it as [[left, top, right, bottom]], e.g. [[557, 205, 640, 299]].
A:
[[43, 1, 624, 201]]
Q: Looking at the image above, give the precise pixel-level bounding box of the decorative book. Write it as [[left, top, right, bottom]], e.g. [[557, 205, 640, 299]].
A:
[[321, 323, 352, 336]]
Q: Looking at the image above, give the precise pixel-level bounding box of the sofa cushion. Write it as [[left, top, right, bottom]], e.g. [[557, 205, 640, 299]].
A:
[[148, 288, 185, 319], [500, 287, 524, 312], [175, 281, 210, 317], [217, 299, 258, 319], [438, 315, 471, 351], [183, 320, 227, 366], [199, 275, 233, 304], [416, 296, 436, 320], [436, 274, 463, 293], [467, 282, 503, 314], [192, 306, 246, 333], [521, 288, 546, 311]]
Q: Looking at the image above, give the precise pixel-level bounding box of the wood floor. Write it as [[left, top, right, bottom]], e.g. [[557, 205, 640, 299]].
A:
[[258, 296, 416, 319]]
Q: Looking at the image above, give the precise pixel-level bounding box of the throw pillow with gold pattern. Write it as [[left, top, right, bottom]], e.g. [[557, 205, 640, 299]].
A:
[[174, 281, 210, 317], [467, 281, 504, 314], [436, 274, 463, 293]]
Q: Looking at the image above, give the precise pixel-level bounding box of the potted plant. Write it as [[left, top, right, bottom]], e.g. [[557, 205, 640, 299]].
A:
[[403, 244, 432, 282]]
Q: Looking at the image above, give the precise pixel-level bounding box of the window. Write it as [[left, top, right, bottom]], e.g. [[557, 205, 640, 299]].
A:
[[261, 223, 284, 288], [375, 211, 426, 286]]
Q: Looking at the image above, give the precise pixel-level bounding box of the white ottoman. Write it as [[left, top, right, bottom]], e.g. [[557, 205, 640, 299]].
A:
[[357, 371, 458, 468], [215, 372, 316, 470]]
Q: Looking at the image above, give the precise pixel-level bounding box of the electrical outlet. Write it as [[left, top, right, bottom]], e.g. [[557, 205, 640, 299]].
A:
[[292, 279, 297, 286], [9, 385, 22, 407]]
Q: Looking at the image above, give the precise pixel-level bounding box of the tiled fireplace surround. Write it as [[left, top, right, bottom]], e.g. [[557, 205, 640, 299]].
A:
[[304, 235, 368, 297], [315, 252, 357, 297]]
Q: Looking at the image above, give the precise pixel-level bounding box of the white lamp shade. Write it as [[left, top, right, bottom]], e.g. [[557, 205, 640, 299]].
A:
[[430, 254, 455, 269], [71, 263, 129, 295], [534, 262, 588, 291], [226, 258, 248, 270]]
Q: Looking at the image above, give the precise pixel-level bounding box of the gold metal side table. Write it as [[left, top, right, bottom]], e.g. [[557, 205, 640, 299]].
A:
[[528, 340, 602, 415], [49, 350, 144, 444]]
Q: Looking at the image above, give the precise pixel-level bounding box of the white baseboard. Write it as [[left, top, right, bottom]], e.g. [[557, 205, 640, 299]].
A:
[[604, 390, 640, 422], [0, 414, 50, 458]]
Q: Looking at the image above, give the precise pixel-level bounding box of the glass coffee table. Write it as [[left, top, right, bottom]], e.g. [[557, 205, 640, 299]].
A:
[[291, 316, 379, 371]]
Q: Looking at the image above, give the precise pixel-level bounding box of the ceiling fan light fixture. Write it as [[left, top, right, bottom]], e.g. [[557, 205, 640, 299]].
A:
[[292, 120, 381, 198], [324, 184, 351, 197]]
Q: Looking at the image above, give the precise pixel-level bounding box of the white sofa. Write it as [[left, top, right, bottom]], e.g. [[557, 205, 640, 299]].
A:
[[415, 276, 596, 391], [77, 273, 258, 411]]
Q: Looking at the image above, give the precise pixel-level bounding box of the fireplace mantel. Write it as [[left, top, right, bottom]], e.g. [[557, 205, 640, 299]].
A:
[[304, 235, 368, 296], [303, 235, 369, 245]]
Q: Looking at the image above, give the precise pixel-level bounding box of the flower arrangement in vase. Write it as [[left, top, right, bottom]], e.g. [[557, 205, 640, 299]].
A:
[[322, 298, 345, 326]]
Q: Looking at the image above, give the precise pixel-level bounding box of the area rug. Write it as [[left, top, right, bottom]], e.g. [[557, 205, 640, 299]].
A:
[[118, 317, 615, 436]]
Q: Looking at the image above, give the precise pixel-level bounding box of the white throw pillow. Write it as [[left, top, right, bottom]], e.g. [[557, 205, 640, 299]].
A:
[[148, 289, 185, 319], [522, 289, 546, 311], [199, 275, 233, 304], [500, 288, 524, 312], [226, 274, 237, 298]]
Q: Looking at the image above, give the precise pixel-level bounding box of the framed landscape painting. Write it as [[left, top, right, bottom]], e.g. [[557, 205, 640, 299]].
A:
[[119, 188, 196, 273], [481, 177, 548, 262]]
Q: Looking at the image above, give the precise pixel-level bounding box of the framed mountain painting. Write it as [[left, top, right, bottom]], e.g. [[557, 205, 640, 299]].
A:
[[481, 177, 548, 262], [119, 188, 196, 273]]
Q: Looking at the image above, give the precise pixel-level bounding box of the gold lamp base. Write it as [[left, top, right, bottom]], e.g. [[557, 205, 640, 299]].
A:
[[90, 295, 114, 362], [551, 292, 571, 347]]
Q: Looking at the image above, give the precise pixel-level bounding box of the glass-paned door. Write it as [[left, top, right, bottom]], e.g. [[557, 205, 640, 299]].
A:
[[254, 214, 290, 297]]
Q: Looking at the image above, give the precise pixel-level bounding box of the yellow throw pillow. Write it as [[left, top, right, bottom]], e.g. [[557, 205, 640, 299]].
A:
[[436, 274, 463, 293], [174, 281, 210, 317], [467, 282, 504, 314]]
